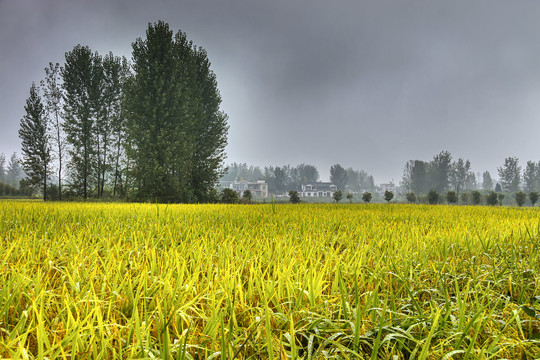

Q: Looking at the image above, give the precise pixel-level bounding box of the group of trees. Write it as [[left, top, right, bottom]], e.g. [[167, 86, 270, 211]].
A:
[[0, 152, 27, 196], [221, 162, 374, 195], [18, 21, 228, 202], [401, 151, 540, 196], [401, 151, 477, 198]]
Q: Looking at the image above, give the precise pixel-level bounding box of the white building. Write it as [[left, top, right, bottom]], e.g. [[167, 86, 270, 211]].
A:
[[231, 180, 269, 198], [300, 182, 337, 198]]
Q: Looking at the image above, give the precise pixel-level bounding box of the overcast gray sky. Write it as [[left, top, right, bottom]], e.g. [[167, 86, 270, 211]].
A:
[[2, 0, 540, 183]]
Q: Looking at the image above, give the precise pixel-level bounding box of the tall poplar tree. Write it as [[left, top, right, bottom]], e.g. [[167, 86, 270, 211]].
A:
[[0, 153, 5, 183], [62, 45, 101, 199], [41, 62, 65, 199], [125, 21, 228, 202], [19, 83, 51, 199]]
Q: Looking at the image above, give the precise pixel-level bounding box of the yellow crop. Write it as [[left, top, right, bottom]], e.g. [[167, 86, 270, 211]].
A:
[[0, 201, 539, 359]]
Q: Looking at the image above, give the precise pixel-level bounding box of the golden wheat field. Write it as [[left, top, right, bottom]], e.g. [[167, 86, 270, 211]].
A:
[[0, 201, 539, 359]]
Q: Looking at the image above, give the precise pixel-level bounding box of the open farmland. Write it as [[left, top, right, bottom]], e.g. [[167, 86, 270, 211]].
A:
[[0, 201, 540, 359]]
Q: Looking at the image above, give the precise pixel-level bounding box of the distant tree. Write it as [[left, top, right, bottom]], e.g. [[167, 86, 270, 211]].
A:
[[19, 83, 51, 200], [0, 153, 5, 183], [498, 193, 505, 206], [6, 153, 23, 189], [384, 190, 394, 203], [403, 160, 429, 194], [515, 191, 526, 207], [288, 190, 300, 204], [330, 164, 348, 191], [427, 190, 439, 205], [485, 191, 498, 206], [242, 189, 252, 203], [41, 62, 65, 200], [482, 171, 493, 190], [295, 164, 319, 185], [362, 192, 372, 203], [221, 188, 239, 204], [497, 157, 521, 193], [406, 192, 416, 203], [529, 192, 539, 207], [449, 158, 471, 202], [471, 190, 482, 205], [346, 192, 353, 203], [446, 191, 457, 204], [460, 192, 469, 205], [333, 190, 343, 203], [430, 151, 452, 193], [495, 183, 502, 193], [523, 161, 539, 192]]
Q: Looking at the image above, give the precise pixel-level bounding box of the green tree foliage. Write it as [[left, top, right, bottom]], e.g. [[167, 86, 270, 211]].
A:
[[333, 190, 343, 203], [450, 158, 471, 202], [242, 190, 252, 203], [522, 161, 539, 193], [292, 164, 319, 186], [471, 190, 482, 205], [485, 191, 498, 206], [221, 188, 238, 204], [498, 193, 505, 206], [6, 153, 23, 189], [330, 164, 348, 191], [384, 190, 394, 203], [402, 160, 428, 194], [482, 171, 493, 190], [346, 168, 374, 192], [427, 190, 439, 205], [446, 191, 457, 204], [406, 192, 416, 203], [0, 153, 5, 183], [19, 83, 51, 200], [529, 192, 539, 207], [362, 192, 372, 203], [41, 62, 65, 200], [62, 45, 102, 199], [495, 183, 502, 193], [430, 151, 452, 193], [515, 191, 526, 207], [125, 21, 228, 202], [288, 190, 300, 204], [346, 192, 353, 203], [497, 157, 521, 193], [460, 192, 469, 205]]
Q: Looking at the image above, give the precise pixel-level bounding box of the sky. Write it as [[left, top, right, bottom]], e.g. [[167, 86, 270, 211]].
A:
[[2, 0, 540, 183]]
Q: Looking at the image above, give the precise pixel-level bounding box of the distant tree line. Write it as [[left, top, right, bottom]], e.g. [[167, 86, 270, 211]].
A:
[[401, 150, 540, 206], [0, 152, 31, 196], [221, 162, 375, 195], [18, 21, 228, 202]]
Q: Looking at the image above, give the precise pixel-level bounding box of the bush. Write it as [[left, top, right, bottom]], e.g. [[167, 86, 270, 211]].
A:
[[221, 188, 239, 204], [333, 190, 343, 203], [427, 190, 439, 205], [485, 191, 498, 206], [515, 191, 526, 207], [446, 191, 457, 204], [471, 191, 482, 205], [384, 190, 394, 203], [460, 193, 469, 205], [362, 192, 372, 203], [242, 190, 252, 203], [346, 193, 353, 203], [529, 192, 539, 207], [406, 192, 416, 204], [288, 190, 300, 204]]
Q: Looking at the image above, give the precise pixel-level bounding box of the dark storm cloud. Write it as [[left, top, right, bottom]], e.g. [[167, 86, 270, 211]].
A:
[[2, 0, 540, 182]]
